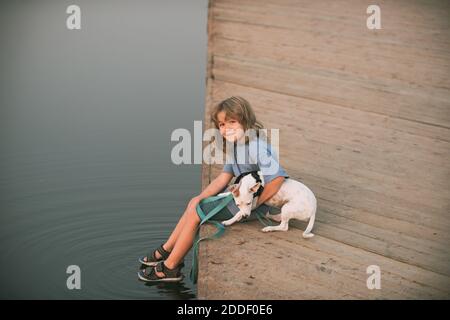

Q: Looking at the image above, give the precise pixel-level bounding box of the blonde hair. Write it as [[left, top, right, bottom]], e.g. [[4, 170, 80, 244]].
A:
[[210, 96, 265, 154]]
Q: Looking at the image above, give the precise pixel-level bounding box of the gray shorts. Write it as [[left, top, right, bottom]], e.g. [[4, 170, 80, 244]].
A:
[[196, 195, 281, 223]]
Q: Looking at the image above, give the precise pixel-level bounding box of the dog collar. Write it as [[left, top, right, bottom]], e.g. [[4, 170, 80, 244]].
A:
[[234, 171, 264, 197]]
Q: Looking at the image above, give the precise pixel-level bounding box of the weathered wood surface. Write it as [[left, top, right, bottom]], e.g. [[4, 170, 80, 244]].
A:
[[198, 0, 450, 299]]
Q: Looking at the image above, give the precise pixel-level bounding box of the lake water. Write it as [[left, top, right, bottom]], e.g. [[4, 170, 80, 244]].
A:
[[0, 0, 208, 299]]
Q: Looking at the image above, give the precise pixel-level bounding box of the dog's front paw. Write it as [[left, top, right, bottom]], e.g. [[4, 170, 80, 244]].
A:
[[221, 220, 231, 226], [261, 226, 273, 232]]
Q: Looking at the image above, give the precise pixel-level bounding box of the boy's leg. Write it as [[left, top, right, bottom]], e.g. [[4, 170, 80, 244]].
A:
[[163, 207, 194, 252], [162, 190, 230, 252], [156, 208, 200, 276], [162, 196, 223, 253], [147, 200, 201, 263], [155, 199, 233, 277]]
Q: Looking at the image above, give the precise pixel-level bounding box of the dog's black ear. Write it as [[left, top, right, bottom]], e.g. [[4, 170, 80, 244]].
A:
[[249, 182, 260, 194]]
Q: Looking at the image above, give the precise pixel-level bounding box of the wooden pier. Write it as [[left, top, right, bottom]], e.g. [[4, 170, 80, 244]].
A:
[[198, 0, 450, 299]]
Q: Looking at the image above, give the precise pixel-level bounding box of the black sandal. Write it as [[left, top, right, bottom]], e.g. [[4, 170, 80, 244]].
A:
[[137, 261, 184, 282], [138, 244, 170, 267]]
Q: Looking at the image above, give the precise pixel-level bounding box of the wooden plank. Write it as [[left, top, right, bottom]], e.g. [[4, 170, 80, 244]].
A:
[[213, 33, 450, 95], [199, 222, 450, 299], [209, 81, 450, 143], [318, 197, 450, 244], [212, 3, 450, 88], [214, 0, 450, 47], [213, 55, 450, 127]]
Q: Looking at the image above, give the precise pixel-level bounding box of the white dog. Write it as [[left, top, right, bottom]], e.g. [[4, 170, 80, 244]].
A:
[[219, 172, 316, 238]]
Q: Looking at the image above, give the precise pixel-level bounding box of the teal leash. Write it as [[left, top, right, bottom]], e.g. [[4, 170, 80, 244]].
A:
[[190, 194, 234, 284], [255, 210, 277, 227]]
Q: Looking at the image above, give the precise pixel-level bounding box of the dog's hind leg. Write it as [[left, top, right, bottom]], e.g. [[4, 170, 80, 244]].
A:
[[262, 204, 297, 232], [261, 217, 289, 232]]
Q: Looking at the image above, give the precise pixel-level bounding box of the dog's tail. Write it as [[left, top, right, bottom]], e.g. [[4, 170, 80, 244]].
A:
[[302, 197, 316, 239]]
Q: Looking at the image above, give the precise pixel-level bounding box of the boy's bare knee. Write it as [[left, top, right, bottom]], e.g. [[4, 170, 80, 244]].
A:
[[188, 209, 200, 223]]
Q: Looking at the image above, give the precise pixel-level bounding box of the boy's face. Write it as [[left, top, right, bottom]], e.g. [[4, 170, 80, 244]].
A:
[[217, 111, 244, 142]]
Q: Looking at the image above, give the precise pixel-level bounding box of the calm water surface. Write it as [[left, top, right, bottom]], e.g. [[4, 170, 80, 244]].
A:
[[0, 0, 207, 299]]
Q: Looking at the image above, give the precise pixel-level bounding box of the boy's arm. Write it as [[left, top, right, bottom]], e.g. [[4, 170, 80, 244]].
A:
[[185, 172, 234, 216], [255, 176, 285, 207], [196, 172, 234, 201]]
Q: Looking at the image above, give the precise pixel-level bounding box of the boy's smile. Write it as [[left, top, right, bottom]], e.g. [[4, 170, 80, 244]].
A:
[[217, 111, 245, 143]]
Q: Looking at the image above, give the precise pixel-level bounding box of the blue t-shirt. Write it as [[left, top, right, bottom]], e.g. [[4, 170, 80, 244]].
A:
[[222, 138, 289, 184]]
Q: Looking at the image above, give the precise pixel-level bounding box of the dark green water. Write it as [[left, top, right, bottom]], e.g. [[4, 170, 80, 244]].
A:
[[0, 0, 207, 299]]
